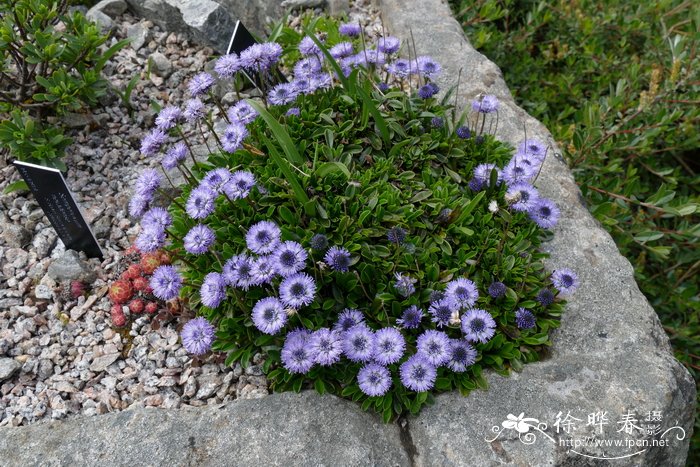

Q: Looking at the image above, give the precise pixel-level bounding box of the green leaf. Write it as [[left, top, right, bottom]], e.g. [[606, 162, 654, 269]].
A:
[[248, 100, 305, 165], [316, 161, 351, 179], [259, 134, 314, 216], [633, 231, 664, 242], [3, 180, 28, 194]]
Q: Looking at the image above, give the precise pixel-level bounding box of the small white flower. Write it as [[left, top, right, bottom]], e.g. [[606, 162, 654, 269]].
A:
[[488, 200, 499, 213], [504, 191, 521, 205], [285, 307, 298, 317], [449, 310, 461, 326]]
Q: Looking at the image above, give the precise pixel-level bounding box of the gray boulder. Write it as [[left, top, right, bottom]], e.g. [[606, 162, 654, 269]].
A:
[[126, 21, 151, 51], [47, 250, 97, 283], [0, 358, 21, 383], [0, 222, 31, 248], [378, 0, 696, 465], [86, 9, 115, 35], [89, 0, 128, 18], [0, 392, 410, 466]]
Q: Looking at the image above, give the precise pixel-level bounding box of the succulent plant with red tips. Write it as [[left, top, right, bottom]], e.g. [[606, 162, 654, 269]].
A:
[[70, 281, 85, 299], [124, 264, 142, 280], [140, 253, 161, 275], [110, 304, 126, 327], [145, 301, 158, 314], [108, 279, 133, 304], [129, 298, 145, 314], [132, 276, 149, 292]]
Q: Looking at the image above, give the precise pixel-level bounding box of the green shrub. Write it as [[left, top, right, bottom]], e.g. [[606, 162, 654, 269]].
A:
[[449, 0, 699, 459], [128, 19, 579, 420], [0, 0, 127, 172]]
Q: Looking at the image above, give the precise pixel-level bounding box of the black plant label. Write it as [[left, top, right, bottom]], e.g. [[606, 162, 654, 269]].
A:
[[227, 20, 287, 89]]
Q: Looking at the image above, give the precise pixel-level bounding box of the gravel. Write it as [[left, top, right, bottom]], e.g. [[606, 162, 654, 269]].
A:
[[0, 1, 379, 428]]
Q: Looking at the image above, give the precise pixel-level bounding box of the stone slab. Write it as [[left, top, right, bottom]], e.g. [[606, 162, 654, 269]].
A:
[[377, 0, 696, 465]]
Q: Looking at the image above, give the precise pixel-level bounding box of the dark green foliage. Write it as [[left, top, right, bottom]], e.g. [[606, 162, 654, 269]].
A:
[[449, 0, 699, 459], [0, 0, 128, 172]]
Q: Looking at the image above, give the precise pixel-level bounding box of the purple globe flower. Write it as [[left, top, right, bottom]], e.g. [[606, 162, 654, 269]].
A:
[[223, 170, 255, 200], [200, 272, 226, 308], [309, 328, 343, 366], [268, 83, 299, 106], [334, 308, 365, 332], [418, 83, 439, 99], [461, 309, 496, 344], [387, 58, 410, 78], [246, 220, 281, 254], [201, 168, 232, 193], [456, 126, 471, 139], [240, 43, 281, 72], [227, 100, 258, 125], [416, 330, 451, 366], [150, 265, 182, 300], [223, 254, 255, 290], [250, 255, 277, 285], [473, 163, 502, 186], [309, 73, 332, 91], [135, 226, 165, 253], [515, 308, 536, 329], [517, 139, 547, 161], [357, 363, 392, 397], [471, 94, 499, 113], [377, 36, 400, 54], [502, 159, 536, 186], [363, 49, 387, 66], [396, 305, 423, 329], [141, 207, 172, 231], [183, 224, 216, 255], [140, 128, 167, 157], [281, 331, 314, 374], [324, 246, 351, 272], [292, 77, 313, 95], [528, 198, 560, 229], [342, 325, 375, 363], [221, 121, 249, 153], [188, 72, 215, 97], [506, 182, 540, 212], [155, 105, 182, 130], [279, 272, 316, 308], [373, 328, 405, 365], [387, 226, 407, 245], [416, 56, 441, 79], [128, 193, 149, 218], [400, 354, 437, 392], [181, 317, 215, 355], [310, 234, 328, 251], [252, 297, 288, 334], [536, 288, 555, 306], [445, 278, 479, 309], [488, 281, 507, 298], [183, 98, 205, 123], [429, 290, 446, 304], [215, 53, 241, 78], [330, 42, 354, 59], [446, 339, 477, 372], [162, 142, 187, 170], [186, 185, 216, 220], [393, 273, 417, 297], [134, 168, 161, 197], [294, 57, 323, 78], [273, 241, 307, 277], [551, 268, 579, 296], [428, 298, 457, 328], [339, 22, 362, 36], [286, 107, 301, 116], [431, 117, 445, 128], [299, 35, 321, 56]]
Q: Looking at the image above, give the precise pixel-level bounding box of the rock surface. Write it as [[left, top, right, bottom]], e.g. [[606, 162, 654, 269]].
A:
[[0, 392, 410, 466], [378, 0, 696, 465]]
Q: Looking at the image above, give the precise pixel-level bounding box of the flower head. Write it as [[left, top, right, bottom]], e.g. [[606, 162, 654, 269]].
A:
[[215, 53, 241, 78], [310, 234, 328, 251], [377, 36, 400, 54], [246, 220, 281, 254], [227, 100, 258, 125], [324, 246, 352, 272], [393, 273, 417, 297], [471, 94, 499, 113], [387, 58, 410, 78], [222, 121, 249, 153], [299, 35, 322, 56], [273, 241, 307, 277], [400, 354, 437, 392], [268, 83, 299, 106], [281, 331, 314, 374], [135, 226, 165, 253], [251, 255, 277, 285], [240, 43, 282, 72], [141, 207, 172, 231], [150, 265, 182, 300], [162, 142, 187, 170], [373, 328, 405, 365], [357, 363, 392, 397], [461, 309, 496, 344], [502, 159, 536, 186], [416, 329, 451, 366], [506, 182, 539, 212], [183, 224, 216, 255], [456, 126, 471, 139], [155, 106, 182, 130], [183, 98, 205, 123], [343, 324, 375, 362], [418, 83, 439, 99], [128, 193, 149, 218], [134, 169, 161, 197], [396, 305, 423, 329], [339, 22, 362, 37], [446, 339, 477, 372], [334, 308, 365, 332], [188, 72, 215, 97], [473, 163, 502, 186], [294, 57, 323, 78], [551, 269, 579, 296], [428, 298, 457, 328], [223, 254, 255, 290], [517, 139, 547, 161], [445, 278, 479, 309], [431, 117, 444, 128], [387, 226, 407, 245], [416, 56, 441, 79], [201, 168, 232, 193], [528, 198, 560, 229], [515, 308, 536, 329], [488, 281, 507, 298], [140, 129, 167, 157], [330, 42, 354, 59], [223, 170, 255, 200], [200, 272, 226, 308], [279, 272, 316, 308], [309, 328, 343, 366], [186, 185, 216, 220], [536, 288, 555, 307], [181, 317, 215, 355], [252, 297, 288, 334]]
